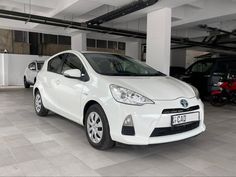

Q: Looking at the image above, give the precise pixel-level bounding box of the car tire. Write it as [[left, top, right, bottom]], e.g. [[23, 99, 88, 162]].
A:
[[210, 94, 227, 107], [85, 104, 115, 150], [24, 77, 30, 88], [34, 91, 48, 116]]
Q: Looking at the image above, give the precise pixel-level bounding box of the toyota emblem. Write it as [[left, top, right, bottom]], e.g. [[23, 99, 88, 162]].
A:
[[180, 99, 188, 108]]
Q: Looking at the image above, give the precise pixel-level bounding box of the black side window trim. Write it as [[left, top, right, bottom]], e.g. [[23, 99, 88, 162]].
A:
[[47, 54, 67, 74]]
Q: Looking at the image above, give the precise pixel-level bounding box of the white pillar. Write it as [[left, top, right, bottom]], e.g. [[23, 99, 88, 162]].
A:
[[0, 54, 9, 86], [125, 42, 140, 60], [146, 8, 172, 75], [71, 33, 87, 51]]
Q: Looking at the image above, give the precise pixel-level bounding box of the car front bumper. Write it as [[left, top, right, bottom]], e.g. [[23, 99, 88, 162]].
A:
[[104, 97, 205, 145]]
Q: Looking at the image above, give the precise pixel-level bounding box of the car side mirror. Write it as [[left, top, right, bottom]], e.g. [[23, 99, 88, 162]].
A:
[[63, 69, 82, 79], [29, 65, 36, 71]]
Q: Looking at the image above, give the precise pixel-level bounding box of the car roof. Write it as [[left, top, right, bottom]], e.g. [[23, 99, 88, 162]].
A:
[[36, 61, 44, 63], [187, 57, 236, 69], [80, 51, 122, 55], [196, 57, 236, 63]]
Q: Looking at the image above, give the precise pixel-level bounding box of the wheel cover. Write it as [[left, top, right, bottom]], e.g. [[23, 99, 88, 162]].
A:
[[35, 94, 42, 113], [87, 112, 103, 144]]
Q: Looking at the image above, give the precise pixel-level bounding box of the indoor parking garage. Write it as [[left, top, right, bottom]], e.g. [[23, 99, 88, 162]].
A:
[[0, 0, 236, 176]]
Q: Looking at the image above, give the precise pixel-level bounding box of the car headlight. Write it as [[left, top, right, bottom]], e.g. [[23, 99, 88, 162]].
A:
[[191, 85, 200, 99], [109, 85, 154, 106]]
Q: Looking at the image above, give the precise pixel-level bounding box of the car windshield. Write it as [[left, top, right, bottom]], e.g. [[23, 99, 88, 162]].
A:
[[186, 61, 214, 74], [37, 62, 44, 70], [83, 53, 165, 76]]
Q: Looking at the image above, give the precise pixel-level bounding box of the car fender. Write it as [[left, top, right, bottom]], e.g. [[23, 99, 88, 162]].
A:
[[33, 79, 50, 109]]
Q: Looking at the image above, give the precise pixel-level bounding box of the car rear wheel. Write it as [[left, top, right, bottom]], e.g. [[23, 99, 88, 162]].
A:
[[24, 77, 30, 88], [34, 91, 48, 116], [210, 94, 227, 107], [85, 104, 115, 150]]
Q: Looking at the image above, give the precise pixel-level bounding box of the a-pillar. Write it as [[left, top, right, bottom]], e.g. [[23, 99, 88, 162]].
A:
[[146, 8, 172, 75], [71, 33, 87, 51]]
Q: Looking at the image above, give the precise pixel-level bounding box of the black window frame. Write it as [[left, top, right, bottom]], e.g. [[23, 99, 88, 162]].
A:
[[108, 41, 118, 49], [87, 38, 96, 48], [14, 30, 28, 43], [47, 54, 65, 74], [97, 40, 107, 49]]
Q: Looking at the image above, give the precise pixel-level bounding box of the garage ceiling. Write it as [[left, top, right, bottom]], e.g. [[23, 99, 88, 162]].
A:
[[0, 0, 236, 41]]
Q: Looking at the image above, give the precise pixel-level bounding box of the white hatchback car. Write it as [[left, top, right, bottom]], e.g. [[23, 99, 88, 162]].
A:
[[33, 50, 206, 149], [24, 61, 44, 88]]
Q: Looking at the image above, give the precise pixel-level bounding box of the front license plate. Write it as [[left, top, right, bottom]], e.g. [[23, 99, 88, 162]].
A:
[[171, 112, 200, 126]]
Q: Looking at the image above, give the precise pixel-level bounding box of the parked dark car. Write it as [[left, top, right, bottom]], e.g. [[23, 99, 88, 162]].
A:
[[170, 66, 186, 78], [180, 58, 236, 97]]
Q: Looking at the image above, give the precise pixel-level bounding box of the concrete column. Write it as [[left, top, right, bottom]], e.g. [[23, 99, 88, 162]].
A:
[[71, 33, 87, 51], [146, 8, 172, 75], [0, 54, 9, 86], [125, 42, 140, 60]]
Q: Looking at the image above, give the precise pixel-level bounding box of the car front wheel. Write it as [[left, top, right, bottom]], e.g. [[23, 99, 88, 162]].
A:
[[34, 91, 48, 116], [85, 104, 115, 150], [24, 77, 30, 88]]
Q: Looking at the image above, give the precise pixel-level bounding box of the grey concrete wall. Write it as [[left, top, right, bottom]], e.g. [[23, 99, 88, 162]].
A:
[[42, 44, 71, 56], [0, 29, 13, 53]]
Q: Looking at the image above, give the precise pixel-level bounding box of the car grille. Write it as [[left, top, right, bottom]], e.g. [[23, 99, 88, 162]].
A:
[[150, 121, 200, 137], [162, 105, 200, 114]]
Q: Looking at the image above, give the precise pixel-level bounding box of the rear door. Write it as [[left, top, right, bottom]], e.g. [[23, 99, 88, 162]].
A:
[[44, 53, 66, 112], [184, 60, 214, 96]]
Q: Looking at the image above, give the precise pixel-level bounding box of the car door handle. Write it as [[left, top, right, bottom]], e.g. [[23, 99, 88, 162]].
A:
[[204, 75, 211, 78]]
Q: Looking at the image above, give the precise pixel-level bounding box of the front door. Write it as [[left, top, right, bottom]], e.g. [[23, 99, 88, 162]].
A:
[[54, 53, 87, 123]]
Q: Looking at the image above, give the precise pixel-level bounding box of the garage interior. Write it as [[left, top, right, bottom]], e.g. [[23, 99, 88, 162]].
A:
[[0, 0, 236, 176]]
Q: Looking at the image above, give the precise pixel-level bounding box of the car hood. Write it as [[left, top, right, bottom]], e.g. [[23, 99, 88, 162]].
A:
[[104, 76, 195, 100]]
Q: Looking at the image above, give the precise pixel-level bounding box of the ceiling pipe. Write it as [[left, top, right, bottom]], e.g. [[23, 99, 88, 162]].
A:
[[0, 9, 236, 52], [86, 0, 159, 25], [172, 38, 236, 51], [171, 45, 194, 50], [199, 24, 236, 37], [0, 9, 146, 38]]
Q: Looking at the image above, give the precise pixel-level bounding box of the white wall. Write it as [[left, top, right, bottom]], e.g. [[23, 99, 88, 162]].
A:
[[0, 54, 5, 85], [0, 54, 48, 86]]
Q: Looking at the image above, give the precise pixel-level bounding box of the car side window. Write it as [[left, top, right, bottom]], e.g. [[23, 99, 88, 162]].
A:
[[214, 61, 228, 74], [190, 61, 213, 73], [61, 53, 86, 75], [48, 54, 64, 74], [228, 61, 236, 74], [28, 62, 36, 71]]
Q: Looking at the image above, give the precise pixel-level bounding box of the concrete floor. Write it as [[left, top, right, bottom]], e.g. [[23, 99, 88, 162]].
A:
[[0, 88, 236, 177]]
